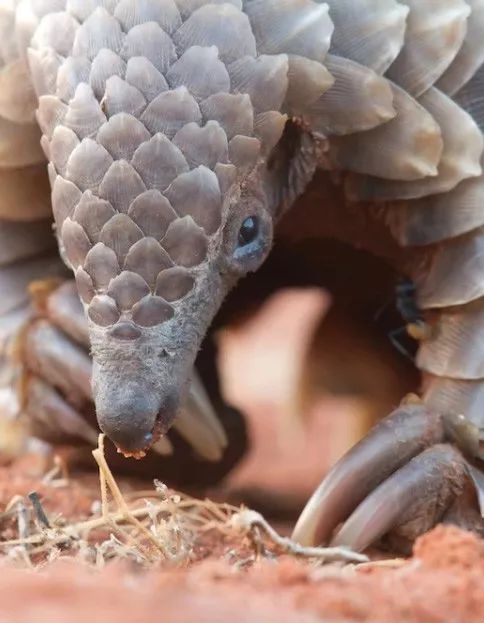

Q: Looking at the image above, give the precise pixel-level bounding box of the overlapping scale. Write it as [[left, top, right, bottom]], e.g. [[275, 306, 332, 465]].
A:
[[113, 0, 181, 34], [132, 295, 174, 327], [284, 55, 334, 115], [418, 298, 484, 380], [162, 216, 208, 267], [330, 83, 442, 180], [72, 8, 122, 60], [98, 160, 146, 212], [228, 54, 289, 113], [436, 0, 484, 96], [244, 0, 333, 62], [63, 83, 106, 138], [65, 138, 113, 192], [173, 3, 257, 64], [140, 87, 201, 139], [155, 267, 194, 302], [127, 190, 177, 240], [84, 242, 119, 290], [99, 213, 143, 264], [304, 55, 395, 135], [102, 75, 146, 118], [131, 134, 189, 192], [96, 113, 150, 161], [107, 270, 149, 310], [73, 192, 115, 243], [124, 237, 173, 288], [325, 0, 408, 75], [166, 46, 230, 101], [124, 57, 168, 102], [386, 0, 471, 97], [165, 166, 222, 234], [89, 50, 126, 100], [172, 121, 228, 169], [121, 22, 176, 74], [49, 125, 80, 176], [200, 93, 254, 139]]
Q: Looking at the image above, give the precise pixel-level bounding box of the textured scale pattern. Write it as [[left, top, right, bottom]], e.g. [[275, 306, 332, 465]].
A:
[[20, 0, 295, 330], [0, 0, 484, 437]]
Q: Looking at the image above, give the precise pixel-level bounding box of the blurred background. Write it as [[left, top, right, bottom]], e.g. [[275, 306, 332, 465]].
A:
[[215, 237, 419, 512]]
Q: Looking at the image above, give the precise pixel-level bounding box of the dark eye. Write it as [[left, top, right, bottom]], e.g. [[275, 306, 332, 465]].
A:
[[238, 216, 259, 247], [229, 212, 272, 272]]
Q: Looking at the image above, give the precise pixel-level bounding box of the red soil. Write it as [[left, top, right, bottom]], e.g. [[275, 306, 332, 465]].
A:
[[0, 526, 481, 623]]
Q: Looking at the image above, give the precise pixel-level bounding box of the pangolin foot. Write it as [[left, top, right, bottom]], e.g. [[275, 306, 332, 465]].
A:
[[292, 402, 484, 554]]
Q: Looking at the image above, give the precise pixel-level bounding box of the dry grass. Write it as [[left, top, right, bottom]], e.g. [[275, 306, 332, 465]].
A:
[[0, 435, 367, 570]]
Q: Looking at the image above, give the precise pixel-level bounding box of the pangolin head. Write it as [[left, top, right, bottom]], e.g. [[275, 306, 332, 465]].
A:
[[29, 2, 328, 454], [87, 159, 278, 455]]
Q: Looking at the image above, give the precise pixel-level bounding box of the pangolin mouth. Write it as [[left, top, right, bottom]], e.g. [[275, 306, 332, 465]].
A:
[[115, 412, 172, 460], [108, 369, 224, 459]]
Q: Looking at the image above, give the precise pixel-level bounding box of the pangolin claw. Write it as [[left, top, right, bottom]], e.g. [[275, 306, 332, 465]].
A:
[[292, 404, 444, 548]]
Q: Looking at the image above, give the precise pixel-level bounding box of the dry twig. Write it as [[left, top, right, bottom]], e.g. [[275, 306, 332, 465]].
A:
[[0, 435, 367, 569]]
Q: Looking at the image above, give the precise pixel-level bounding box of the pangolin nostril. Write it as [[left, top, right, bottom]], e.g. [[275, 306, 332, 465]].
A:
[[142, 431, 153, 446], [95, 384, 181, 453], [101, 420, 157, 454], [97, 393, 159, 453]]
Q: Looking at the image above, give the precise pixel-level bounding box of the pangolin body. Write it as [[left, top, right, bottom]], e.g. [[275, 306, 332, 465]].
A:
[[0, 2, 484, 474]]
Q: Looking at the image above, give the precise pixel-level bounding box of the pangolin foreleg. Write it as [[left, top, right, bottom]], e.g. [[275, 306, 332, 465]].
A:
[[291, 0, 484, 552]]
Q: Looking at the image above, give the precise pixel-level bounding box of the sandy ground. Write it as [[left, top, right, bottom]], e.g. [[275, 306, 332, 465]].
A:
[[0, 519, 483, 623]]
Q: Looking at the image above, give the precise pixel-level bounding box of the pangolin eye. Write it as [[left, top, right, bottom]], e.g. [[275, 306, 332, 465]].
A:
[[237, 216, 259, 247], [229, 212, 272, 272]]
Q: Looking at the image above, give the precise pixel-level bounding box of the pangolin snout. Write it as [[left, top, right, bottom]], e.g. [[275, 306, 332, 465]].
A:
[[96, 388, 179, 455]]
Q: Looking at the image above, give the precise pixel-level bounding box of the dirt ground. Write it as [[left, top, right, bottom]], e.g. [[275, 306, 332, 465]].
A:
[[0, 495, 483, 623], [0, 289, 482, 622]]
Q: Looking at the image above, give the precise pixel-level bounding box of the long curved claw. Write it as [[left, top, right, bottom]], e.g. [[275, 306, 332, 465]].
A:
[[151, 436, 174, 456], [291, 405, 444, 547], [172, 370, 228, 462], [442, 412, 484, 461], [24, 376, 98, 446], [45, 281, 89, 347], [331, 444, 467, 553], [23, 319, 92, 406]]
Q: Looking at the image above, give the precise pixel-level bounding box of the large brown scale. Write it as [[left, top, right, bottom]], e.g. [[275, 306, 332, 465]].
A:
[[1, 0, 484, 553]]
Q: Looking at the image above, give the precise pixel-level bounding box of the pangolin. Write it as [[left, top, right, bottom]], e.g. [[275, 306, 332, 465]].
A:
[[1, 0, 484, 552]]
